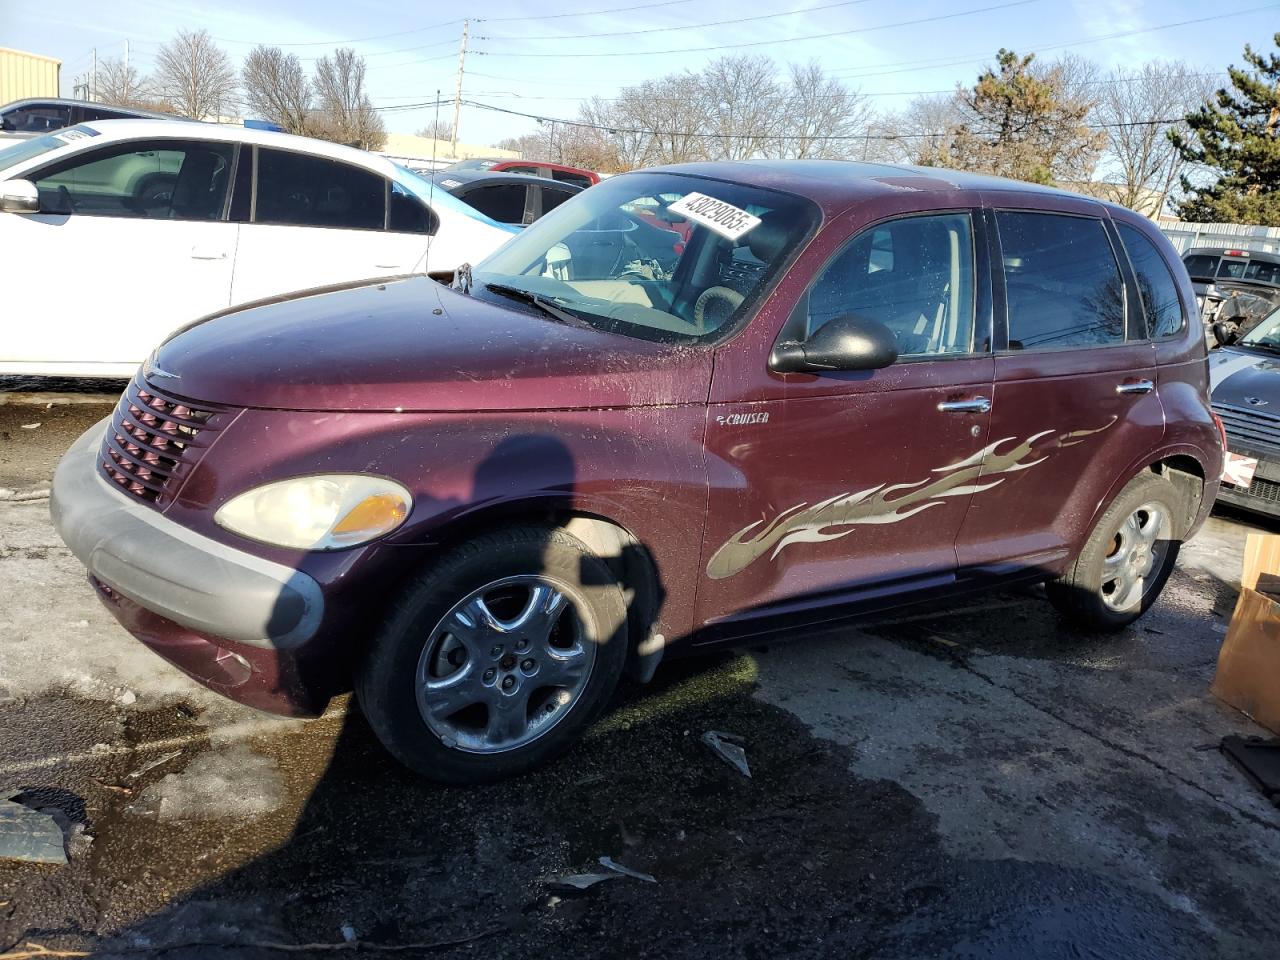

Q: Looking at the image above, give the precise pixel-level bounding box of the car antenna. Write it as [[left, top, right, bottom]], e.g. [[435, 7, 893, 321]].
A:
[[424, 89, 440, 281]]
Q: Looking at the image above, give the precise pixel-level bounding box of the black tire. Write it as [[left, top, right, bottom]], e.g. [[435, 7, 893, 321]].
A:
[[356, 526, 630, 783], [1046, 471, 1186, 632]]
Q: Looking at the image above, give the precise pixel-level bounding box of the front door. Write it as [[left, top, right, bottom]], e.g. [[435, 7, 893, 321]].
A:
[[698, 209, 997, 628], [954, 201, 1163, 575], [1, 138, 238, 375]]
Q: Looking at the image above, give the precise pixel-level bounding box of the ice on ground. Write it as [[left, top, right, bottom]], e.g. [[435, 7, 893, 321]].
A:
[[0, 502, 244, 714], [130, 744, 285, 821]]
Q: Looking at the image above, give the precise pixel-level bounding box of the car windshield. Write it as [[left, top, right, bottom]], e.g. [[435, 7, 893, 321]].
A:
[[470, 172, 819, 344], [0, 128, 88, 175]]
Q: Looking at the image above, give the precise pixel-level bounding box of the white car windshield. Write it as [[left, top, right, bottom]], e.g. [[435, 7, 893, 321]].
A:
[[470, 172, 819, 344], [0, 127, 97, 175]]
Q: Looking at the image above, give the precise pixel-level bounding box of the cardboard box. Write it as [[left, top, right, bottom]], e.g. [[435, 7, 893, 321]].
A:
[[1212, 533, 1280, 735]]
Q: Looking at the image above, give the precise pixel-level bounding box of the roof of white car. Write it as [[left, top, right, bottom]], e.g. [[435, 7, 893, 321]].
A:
[[73, 119, 402, 177]]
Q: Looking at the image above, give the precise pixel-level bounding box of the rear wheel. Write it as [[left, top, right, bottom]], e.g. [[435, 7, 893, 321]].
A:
[[356, 527, 629, 783], [1046, 471, 1185, 632]]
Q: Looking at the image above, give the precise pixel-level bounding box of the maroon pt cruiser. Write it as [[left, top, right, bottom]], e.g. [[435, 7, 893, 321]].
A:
[[51, 161, 1224, 782]]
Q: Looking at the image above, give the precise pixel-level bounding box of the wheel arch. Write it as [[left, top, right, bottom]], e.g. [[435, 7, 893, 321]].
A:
[[1087, 446, 1209, 546], [412, 501, 667, 683]]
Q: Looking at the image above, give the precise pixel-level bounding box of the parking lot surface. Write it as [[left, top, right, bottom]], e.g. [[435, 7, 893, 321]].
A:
[[2, 390, 1278, 959]]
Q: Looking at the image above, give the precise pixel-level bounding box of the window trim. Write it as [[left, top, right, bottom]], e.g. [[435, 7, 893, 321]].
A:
[[780, 207, 992, 365], [989, 206, 1131, 355]]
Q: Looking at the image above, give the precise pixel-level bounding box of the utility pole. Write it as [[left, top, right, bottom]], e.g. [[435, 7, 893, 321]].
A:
[[450, 19, 469, 156], [91, 47, 97, 102]]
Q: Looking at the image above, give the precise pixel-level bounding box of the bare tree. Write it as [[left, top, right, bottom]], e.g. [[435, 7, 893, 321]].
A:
[[242, 46, 312, 135], [696, 55, 782, 161], [882, 93, 964, 165], [416, 119, 453, 141], [770, 60, 873, 160], [313, 48, 386, 151], [1093, 62, 1214, 215], [153, 29, 237, 120], [96, 57, 156, 109]]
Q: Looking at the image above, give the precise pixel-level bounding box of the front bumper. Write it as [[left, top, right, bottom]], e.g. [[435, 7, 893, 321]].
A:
[[50, 421, 330, 714]]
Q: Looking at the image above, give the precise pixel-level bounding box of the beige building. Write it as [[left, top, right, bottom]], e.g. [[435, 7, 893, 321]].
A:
[[379, 133, 519, 171], [0, 48, 61, 103]]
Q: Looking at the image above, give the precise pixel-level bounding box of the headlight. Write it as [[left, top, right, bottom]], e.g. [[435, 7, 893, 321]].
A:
[[214, 475, 412, 550]]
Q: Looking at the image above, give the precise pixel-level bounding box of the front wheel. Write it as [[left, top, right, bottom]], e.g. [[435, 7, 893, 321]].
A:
[[1046, 471, 1186, 632], [356, 527, 630, 783]]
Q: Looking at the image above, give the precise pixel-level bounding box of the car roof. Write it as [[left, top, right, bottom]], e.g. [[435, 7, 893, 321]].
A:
[[433, 169, 583, 190], [41, 118, 405, 178], [639, 158, 1112, 215], [0, 97, 181, 121]]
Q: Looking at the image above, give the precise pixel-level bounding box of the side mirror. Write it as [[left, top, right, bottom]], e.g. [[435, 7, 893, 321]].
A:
[[770, 314, 899, 373], [1212, 321, 1237, 346], [0, 179, 38, 213]]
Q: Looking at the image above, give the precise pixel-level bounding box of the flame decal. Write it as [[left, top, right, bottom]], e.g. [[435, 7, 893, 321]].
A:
[[704, 419, 1116, 580]]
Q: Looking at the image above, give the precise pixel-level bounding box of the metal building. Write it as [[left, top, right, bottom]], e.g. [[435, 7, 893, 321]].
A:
[[0, 48, 61, 103]]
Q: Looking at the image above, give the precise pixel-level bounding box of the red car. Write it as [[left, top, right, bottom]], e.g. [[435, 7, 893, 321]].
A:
[[445, 157, 599, 188], [51, 161, 1222, 783]]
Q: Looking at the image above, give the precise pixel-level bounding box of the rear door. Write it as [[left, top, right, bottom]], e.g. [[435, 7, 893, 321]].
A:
[[457, 182, 530, 226], [1, 137, 238, 373], [954, 197, 1162, 576], [230, 147, 407, 303]]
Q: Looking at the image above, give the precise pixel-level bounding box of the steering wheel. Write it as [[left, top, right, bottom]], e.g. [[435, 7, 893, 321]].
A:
[[693, 285, 745, 331], [56, 184, 78, 214]]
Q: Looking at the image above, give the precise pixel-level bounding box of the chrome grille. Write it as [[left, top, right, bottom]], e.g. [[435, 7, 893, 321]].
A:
[[1212, 402, 1280, 459], [1246, 476, 1280, 504], [98, 376, 227, 506]]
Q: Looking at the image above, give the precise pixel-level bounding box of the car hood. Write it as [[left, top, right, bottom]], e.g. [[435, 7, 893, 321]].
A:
[[1209, 347, 1280, 407], [151, 276, 711, 412]]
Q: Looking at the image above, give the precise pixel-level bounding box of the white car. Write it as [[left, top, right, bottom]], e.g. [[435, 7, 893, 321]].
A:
[[0, 120, 519, 377]]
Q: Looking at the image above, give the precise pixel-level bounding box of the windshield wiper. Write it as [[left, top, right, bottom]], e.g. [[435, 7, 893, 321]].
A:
[[484, 282, 585, 326]]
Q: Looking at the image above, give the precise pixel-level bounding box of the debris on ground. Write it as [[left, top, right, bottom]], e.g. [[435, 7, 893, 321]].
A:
[[18, 423, 40, 430], [549, 855, 658, 891], [0, 799, 67, 865], [702, 730, 752, 778], [0, 488, 50, 503], [127, 749, 182, 780], [598, 856, 656, 883], [339, 922, 357, 943], [1221, 735, 1280, 806]]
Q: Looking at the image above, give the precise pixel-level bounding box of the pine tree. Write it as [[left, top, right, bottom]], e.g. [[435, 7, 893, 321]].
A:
[[1171, 34, 1280, 224]]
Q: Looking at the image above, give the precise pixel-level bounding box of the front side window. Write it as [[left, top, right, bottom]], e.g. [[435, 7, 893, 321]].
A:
[[998, 211, 1125, 350], [32, 140, 233, 220], [1117, 223, 1184, 338], [542, 186, 575, 214], [807, 213, 976, 358], [255, 148, 385, 231], [473, 172, 819, 344]]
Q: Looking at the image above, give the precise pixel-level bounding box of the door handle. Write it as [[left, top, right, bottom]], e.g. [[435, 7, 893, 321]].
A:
[[375, 263, 401, 269], [937, 397, 992, 414], [191, 246, 227, 260], [1116, 379, 1155, 395]]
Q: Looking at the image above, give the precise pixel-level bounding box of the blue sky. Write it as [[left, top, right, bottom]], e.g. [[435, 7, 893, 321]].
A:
[[3, 0, 1278, 144]]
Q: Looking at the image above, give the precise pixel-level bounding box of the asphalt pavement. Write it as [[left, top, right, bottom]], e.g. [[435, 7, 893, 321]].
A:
[[2, 387, 1279, 960]]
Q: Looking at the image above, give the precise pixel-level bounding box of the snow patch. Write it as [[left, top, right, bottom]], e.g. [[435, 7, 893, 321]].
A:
[[130, 745, 285, 821]]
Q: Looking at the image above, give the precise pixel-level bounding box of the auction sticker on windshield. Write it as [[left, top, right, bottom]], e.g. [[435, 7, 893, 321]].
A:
[[667, 192, 761, 241]]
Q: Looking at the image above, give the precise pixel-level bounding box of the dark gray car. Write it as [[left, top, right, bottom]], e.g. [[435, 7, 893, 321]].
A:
[[1210, 306, 1280, 517]]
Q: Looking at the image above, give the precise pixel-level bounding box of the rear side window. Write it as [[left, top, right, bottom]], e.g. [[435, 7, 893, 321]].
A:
[[462, 184, 527, 224], [2, 104, 72, 133], [255, 148, 385, 231], [1116, 223, 1185, 338], [808, 212, 976, 358], [388, 181, 437, 235], [1182, 254, 1219, 279], [997, 211, 1124, 350], [542, 186, 576, 214]]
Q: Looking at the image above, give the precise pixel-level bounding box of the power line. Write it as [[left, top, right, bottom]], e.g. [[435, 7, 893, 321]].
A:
[[480, 0, 1043, 58], [209, 19, 467, 47], [483, 0, 698, 23], [492, 0, 879, 41]]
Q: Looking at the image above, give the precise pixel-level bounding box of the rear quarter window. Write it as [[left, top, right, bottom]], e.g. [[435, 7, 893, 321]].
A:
[[1182, 254, 1219, 279], [1116, 223, 1185, 338]]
